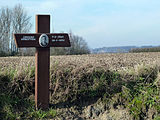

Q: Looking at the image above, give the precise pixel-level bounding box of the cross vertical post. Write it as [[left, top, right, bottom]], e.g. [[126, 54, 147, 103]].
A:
[[35, 15, 50, 110], [14, 14, 71, 110]]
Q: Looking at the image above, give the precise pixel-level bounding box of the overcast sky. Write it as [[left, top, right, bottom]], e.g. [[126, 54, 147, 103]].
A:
[[1, 0, 160, 48]]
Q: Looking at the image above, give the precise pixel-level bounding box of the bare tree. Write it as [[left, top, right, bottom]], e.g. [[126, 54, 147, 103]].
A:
[[68, 31, 90, 55], [11, 4, 32, 54], [0, 7, 12, 53], [0, 4, 32, 56]]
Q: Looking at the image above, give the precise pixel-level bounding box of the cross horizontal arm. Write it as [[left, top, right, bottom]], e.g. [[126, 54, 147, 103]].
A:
[[14, 33, 70, 48]]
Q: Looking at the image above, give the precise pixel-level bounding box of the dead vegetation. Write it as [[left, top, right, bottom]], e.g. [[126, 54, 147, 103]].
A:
[[0, 53, 160, 119]]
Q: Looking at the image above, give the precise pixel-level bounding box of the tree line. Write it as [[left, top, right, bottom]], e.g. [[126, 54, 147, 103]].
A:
[[129, 47, 160, 53], [0, 4, 90, 56]]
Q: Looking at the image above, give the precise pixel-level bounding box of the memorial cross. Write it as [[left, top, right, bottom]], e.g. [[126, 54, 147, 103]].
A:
[[14, 15, 70, 110]]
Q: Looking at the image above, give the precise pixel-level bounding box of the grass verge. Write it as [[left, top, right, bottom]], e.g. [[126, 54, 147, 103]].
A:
[[0, 63, 159, 119]]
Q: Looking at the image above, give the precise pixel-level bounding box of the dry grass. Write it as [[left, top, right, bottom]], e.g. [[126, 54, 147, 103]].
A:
[[0, 52, 160, 71], [0, 53, 160, 101], [0, 52, 160, 119]]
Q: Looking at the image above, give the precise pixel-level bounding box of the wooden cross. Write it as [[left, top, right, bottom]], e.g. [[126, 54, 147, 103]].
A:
[[14, 15, 70, 110]]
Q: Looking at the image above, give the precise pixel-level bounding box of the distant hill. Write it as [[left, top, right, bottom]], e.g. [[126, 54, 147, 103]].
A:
[[91, 46, 158, 53]]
